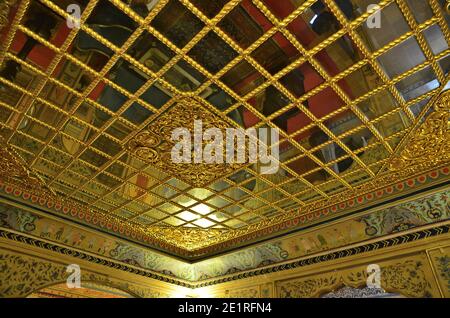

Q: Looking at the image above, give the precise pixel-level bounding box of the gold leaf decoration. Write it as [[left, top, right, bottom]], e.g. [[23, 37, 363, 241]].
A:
[[277, 274, 339, 298], [276, 258, 433, 298], [127, 96, 247, 187], [0, 136, 54, 197], [389, 90, 450, 172], [147, 226, 228, 251]]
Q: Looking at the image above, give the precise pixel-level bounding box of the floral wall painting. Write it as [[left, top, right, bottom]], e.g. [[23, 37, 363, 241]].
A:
[[0, 187, 449, 281]]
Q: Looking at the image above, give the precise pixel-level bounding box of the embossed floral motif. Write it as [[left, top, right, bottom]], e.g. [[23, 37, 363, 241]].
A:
[[0, 251, 166, 298], [0, 136, 54, 197], [0, 91, 449, 252], [277, 259, 433, 298], [435, 256, 450, 293], [0, 0, 17, 29], [148, 226, 228, 251], [278, 275, 338, 298], [226, 287, 259, 298], [322, 286, 395, 298], [127, 97, 246, 187], [389, 91, 450, 172]]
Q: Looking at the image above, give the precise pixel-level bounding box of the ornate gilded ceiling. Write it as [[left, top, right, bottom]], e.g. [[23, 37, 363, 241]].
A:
[[0, 0, 449, 257]]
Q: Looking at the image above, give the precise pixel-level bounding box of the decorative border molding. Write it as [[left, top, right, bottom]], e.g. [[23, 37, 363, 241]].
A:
[[1, 222, 448, 288], [198, 167, 450, 254], [1, 166, 448, 258], [0, 136, 55, 198]]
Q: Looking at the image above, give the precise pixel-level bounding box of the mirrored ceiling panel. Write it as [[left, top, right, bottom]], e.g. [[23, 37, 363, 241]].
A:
[[0, 0, 448, 252]]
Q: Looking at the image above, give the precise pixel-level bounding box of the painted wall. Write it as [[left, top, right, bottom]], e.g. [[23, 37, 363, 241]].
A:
[[197, 234, 450, 298], [1, 187, 449, 281], [192, 188, 450, 279]]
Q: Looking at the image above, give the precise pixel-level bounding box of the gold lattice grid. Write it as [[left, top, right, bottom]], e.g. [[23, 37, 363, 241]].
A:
[[0, 0, 449, 243]]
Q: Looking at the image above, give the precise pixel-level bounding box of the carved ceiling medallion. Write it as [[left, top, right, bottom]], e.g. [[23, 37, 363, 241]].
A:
[[127, 96, 248, 187]]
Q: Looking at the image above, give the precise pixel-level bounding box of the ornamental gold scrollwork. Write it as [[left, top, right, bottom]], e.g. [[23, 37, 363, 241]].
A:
[[1, 89, 449, 251], [0, 252, 67, 298], [189, 90, 450, 250], [277, 274, 339, 298], [0, 133, 230, 251], [346, 260, 434, 298], [146, 226, 228, 251], [126, 96, 246, 187], [218, 89, 449, 253], [0, 250, 165, 298], [389, 90, 450, 172], [127, 130, 162, 164], [276, 258, 435, 298]]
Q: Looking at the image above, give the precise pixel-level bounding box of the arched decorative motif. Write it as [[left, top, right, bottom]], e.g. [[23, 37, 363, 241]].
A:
[[27, 282, 134, 298], [276, 256, 438, 298], [0, 250, 168, 298], [0, 91, 448, 253]]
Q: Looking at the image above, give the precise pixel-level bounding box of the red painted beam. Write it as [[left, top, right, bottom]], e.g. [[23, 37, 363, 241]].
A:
[[239, 0, 355, 143]]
